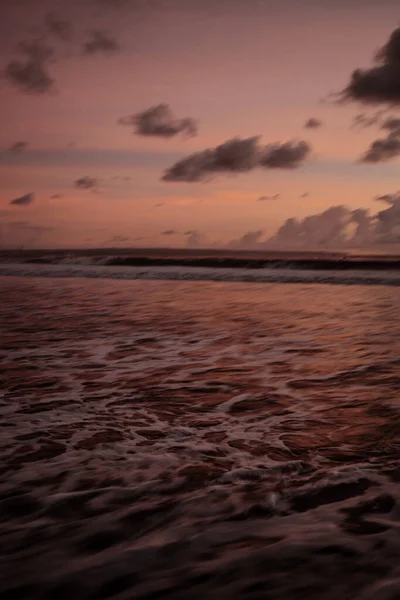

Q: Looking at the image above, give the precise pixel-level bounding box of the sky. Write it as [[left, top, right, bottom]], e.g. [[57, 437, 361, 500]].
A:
[[1, 0, 400, 250]]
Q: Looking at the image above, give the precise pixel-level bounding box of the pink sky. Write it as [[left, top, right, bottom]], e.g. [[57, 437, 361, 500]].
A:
[[1, 0, 400, 249]]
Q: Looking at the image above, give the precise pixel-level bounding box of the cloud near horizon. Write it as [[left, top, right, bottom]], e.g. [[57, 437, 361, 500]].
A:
[[162, 137, 311, 182], [235, 195, 400, 249], [259, 193, 280, 201], [185, 230, 206, 247], [8, 141, 28, 153], [119, 104, 197, 138]]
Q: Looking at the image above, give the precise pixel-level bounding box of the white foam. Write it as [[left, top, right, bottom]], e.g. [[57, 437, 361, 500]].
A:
[[1, 262, 400, 286]]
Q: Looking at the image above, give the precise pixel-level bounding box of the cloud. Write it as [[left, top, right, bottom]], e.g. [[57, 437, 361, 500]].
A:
[[265, 193, 400, 248], [4, 39, 55, 94], [8, 141, 28, 153], [260, 141, 311, 169], [227, 229, 265, 249], [375, 191, 400, 204], [359, 113, 400, 162], [74, 176, 99, 189], [305, 118, 323, 129], [9, 193, 35, 206], [374, 192, 400, 241], [83, 30, 119, 55], [109, 235, 130, 243], [162, 229, 178, 235], [0, 221, 54, 247], [268, 206, 356, 248], [361, 135, 400, 163], [185, 230, 205, 247], [351, 112, 385, 129], [162, 137, 311, 182], [341, 28, 400, 105], [258, 193, 280, 201], [154, 202, 164, 207], [300, 192, 310, 198], [50, 194, 63, 199], [119, 103, 197, 138], [381, 116, 400, 135], [45, 12, 72, 41]]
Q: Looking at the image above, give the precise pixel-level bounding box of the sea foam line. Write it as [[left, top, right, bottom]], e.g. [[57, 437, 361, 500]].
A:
[[1, 262, 400, 286]]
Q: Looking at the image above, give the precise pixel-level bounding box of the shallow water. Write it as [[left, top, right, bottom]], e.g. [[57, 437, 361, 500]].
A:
[[1, 277, 400, 599]]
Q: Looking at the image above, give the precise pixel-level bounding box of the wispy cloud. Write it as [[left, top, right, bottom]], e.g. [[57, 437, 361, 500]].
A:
[[45, 12, 72, 41], [258, 193, 280, 201], [9, 193, 35, 206], [8, 141, 28, 153], [83, 30, 119, 55]]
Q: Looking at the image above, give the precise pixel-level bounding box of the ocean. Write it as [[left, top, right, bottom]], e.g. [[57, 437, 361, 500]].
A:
[[1, 249, 400, 599]]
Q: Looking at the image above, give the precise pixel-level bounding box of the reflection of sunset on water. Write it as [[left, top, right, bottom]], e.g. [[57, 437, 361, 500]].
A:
[[1, 277, 399, 598]]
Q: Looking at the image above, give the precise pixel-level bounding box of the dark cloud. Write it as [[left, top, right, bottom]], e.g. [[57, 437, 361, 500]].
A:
[[162, 137, 311, 182], [9, 193, 35, 206], [50, 194, 63, 199], [361, 135, 400, 163], [258, 193, 280, 201], [8, 141, 28, 153], [4, 40, 55, 94], [83, 30, 119, 55], [304, 118, 323, 129], [300, 192, 310, 198], [162, 229, 178, 235], [45, 12, 72, 41], [341, 28, 400, 105], [359, 113, 400, 162], [381, 116, 400, 135], [119, 103, 197, 138], [154, 202, 164, 207], [74, 176, 99, 189], [260, 141, 311, 169]]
